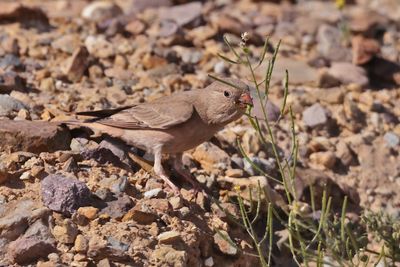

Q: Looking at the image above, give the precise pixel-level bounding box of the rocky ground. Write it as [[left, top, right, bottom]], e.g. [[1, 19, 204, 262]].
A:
[[0, 0, 400, 266]]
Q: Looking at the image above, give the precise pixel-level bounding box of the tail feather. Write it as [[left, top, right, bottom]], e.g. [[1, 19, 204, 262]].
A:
[[76, 105, 134, 118]]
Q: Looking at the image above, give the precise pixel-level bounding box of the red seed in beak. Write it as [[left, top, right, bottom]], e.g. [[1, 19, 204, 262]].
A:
[[239, 93, 253, 106]]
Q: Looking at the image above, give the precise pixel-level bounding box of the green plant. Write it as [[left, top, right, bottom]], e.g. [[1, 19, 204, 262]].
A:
[[212, 33, 400, 267]]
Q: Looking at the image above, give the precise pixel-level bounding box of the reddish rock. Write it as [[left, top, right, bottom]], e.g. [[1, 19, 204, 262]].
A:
[[41, 174, 92, 217], [63, 46, 90, 82], [7, 220, 56, 264], [0, 120, 71, 153]]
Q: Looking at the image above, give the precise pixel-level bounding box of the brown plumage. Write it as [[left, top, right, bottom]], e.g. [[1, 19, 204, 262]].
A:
[[66, 78, 253, 193]]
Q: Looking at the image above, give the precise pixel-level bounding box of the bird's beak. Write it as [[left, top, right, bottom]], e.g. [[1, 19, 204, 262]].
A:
[[238, 92, 253, 107]]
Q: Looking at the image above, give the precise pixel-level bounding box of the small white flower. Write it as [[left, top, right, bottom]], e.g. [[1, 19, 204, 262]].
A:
[[241, 32, 250, 42]]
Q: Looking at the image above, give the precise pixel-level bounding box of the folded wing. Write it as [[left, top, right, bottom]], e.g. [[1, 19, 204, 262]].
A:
[[78, 101, 194, 130]]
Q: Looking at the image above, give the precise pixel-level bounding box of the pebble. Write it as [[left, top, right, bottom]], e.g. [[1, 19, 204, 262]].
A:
[[383, 132, 399, 148], [205, 257, 214, 266], [150, 246, 187, 266], [327, 62, 369, 87], [309, 151, 337, 169], [74, 234, 88, 253], [81, 1, 123, 22], [41, 174, 92, 216], [52, 219, 79, 244], [303, 103, 329, 128], [19, 171, 30, 180], [157, 231, 181, 244], [214, 61, 228, 74], [0, 94, 26, 117], [317, 24, 352, 62], [225, 168, 244, 178], [77, 206, 99, 220], [213, 230, 237, 256], [144, 188, 164, 199], [7, 220, 56, 264], [159, 2, 203, 27]]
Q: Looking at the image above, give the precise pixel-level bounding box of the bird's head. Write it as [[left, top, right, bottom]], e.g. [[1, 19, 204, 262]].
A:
[[201, 78, 253, 125]]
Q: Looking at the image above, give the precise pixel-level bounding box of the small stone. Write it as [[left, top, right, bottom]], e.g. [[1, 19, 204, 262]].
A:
[[81, 1, 123, 22], [16, 108, 30, 120], [335, 141, 354, 167], [241, 129, 261, 155], [314, 87, 344, 104], [77, 206, 99, 220], [169, 196, 183, 210], [7, 220, 56, 264], [317, 24, 352, 62], [0, 54, 21, 69], [74, 234, 88, 253], [62, 157, 78, 173], [150, 246, 187, 266], [179, 207, 190, 217], [213, 230, 237, 256], [0, 161, 10, 184], [41, 110, 54, 121], [159, 2, 202, 27], [87, 236, 130, 261], [204, 257, 214, 267], [40, 77, 56, 91], [262, 58, 319, 86], [383, 132, 399, 148], [327, 62, 369, 87], [73, 253, 87, 262], [114, 54, 128, 69], [52, 219, 78, 244], [41, 174, 92, 217], [157, 231, 181, 244], [123, 209, 158, 224], [63, 46, 89, 82], [97, 258, 112, 267], [89, 64, 103, 80], [214, 61, 227, 74], [309, 151, 337, 169], [1, 71, 27, 93], [51, 34, 81, 54], [47, 252, 59, 262], [85, 35, 115, 58], [0, 94, 27, 117], [192, 142, 231, 173], [144, 188, 164, 199], [125, 19, 146, 35], [100, 195, 133, 220], [303, 103, 328, 128], [19, 171, 30, 180], [225, 169, 244, 178], [0, 200, 50, 242], [211, 202, 239, 222]]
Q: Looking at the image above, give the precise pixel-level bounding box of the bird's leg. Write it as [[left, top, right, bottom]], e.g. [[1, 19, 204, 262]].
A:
[[172, 153, 202, 193], [153, 148, 180, 194]]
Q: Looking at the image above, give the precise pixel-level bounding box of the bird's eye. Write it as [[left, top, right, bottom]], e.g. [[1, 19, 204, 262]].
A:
[[223, 91, 230, 97]]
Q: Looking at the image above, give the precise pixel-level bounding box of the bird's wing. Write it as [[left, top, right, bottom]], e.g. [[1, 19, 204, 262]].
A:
[[90, 100, 194, 130]]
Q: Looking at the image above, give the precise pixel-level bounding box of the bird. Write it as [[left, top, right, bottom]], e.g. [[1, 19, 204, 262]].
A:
[[65, 78, 253, 193]]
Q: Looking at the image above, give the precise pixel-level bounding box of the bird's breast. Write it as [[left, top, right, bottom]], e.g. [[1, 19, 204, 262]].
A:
[[160, 116, 222, 154]]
